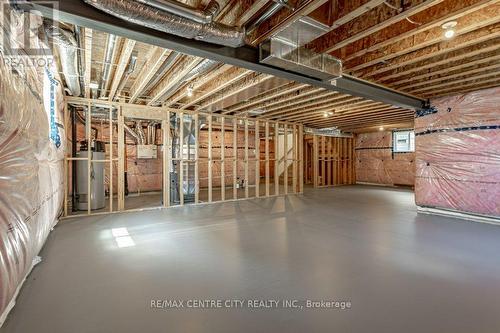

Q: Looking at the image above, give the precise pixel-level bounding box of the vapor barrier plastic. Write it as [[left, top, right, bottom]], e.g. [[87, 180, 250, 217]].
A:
[[415, 86, 500, 217], [355, 131, 415, 186], [0, 8, 65, 323]]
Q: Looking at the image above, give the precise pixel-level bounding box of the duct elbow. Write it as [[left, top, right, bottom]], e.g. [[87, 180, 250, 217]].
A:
[[83, 0, 245, 48]]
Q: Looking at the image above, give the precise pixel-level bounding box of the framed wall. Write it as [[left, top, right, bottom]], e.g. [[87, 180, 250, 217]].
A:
[[63, 97, 303, 218]]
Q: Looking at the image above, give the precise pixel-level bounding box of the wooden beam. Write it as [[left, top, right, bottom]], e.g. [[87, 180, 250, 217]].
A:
[[404, 64, 500, 92], [179, 112, 184, 205], [347, 4, 500, 73], [117, 106, 124, 211], [108, 39, 136, 101], [148, 56, 202, 105], [186, 68, 253, 110], [274, 122, 279, 195], [166, 64, 230, 107], [128, 47, 170, 103], [373, 39, 500, 82], [227, 82, 307, 113], [283, 123, 288, 194], [194, 113, 199, 204], [232, 87, 325, 115], [309, 0, 444, 53], [390, 52, 500, 87], [334, 0, 495, 62], [359, 24, 500, 79]]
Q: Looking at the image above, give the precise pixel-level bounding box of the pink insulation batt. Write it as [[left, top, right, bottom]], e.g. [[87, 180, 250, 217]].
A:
[[355, 131, 415, 186], [415, 86, 500, 217]]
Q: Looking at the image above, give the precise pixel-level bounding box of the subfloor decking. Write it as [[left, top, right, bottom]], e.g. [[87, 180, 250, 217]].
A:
[[3, 186, 500, 332]]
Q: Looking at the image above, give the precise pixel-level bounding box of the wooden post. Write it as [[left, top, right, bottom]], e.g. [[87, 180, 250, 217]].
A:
[[63, 102, 69, 217], [265, 121, 270, 197], [313, 135, 318, 188], [221, 116, 225, 202], [163, 110, 170, 207], [274, 122, 279, 195], [86, 102, 92, 215], [299, 125, 304, 193], [233, 118, 237, 200], [109, 105, 113, 212], [283, 123, 288, 194], [292, 125, 297, 193], [208, 115, 212, 203], [327, 136, 332, 186], [194, 113, 199, 204], [321, 136, 326, 187], [244, 119, 249, 199], [118, 106, 125, 210], [255, 120, 260, 198], [179, 112, 184, 205]]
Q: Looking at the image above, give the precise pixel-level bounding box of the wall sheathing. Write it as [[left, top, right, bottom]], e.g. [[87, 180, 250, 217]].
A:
[[415, 86, 500, 217], [0, 9, 65, 322], [355, 131, 415, 186]]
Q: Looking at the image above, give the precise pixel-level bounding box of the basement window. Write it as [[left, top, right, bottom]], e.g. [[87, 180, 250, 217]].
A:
[[393, 130, 415, 153]]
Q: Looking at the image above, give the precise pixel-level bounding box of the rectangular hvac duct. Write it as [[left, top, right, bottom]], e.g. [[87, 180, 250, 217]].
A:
[[259, 16, 342, 82]]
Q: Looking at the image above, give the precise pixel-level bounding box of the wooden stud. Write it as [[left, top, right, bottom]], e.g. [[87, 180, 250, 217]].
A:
[[274, 122, 279, 195], [265, 121, 270, 197], [163, 111, 170, 207], [86, 102, 92, 215], [194, 113, 199, 204], [179, 112, 184, 205], [233, 118, 238, 199], [292, 125, 297, 193], [108, 105, 113, 212], [221, 116, 225, 202], [313, 135, 319, 188], [283, 123, 288, 194], [255, 120, 260, 198], [208, 115, 213, 203], [63, 103, 69, 216], [244, 119, 249, 199], [117, 106, 125, 210], [299, 125, 304, 193]]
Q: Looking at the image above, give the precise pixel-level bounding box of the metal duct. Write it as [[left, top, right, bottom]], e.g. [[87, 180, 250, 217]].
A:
[[75, 109, 142, 143], [158, 59, 219, 103], [115, 50, 138, 100], [83, 0, 245, 47], [246, 0, 289, 34], [135, 120, 146, 145], [45, 25, 81, 96], [259, 16, 342, 82], [99, 34, 118, 98], [142, 51, 181, 96], [136, 0, 219, 24], [74, 26, 85, 96]]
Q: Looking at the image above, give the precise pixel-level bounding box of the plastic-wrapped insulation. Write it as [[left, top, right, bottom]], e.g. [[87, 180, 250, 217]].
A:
[[82, 0, 245, 47], [0, 8, 65, 323], [415, 86, 500, 217]]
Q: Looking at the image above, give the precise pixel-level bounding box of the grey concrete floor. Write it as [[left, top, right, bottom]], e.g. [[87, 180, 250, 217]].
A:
[[3, 185, 500, 333]]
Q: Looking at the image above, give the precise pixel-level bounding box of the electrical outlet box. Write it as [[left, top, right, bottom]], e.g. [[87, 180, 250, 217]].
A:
[[137, 145, 157, 159]]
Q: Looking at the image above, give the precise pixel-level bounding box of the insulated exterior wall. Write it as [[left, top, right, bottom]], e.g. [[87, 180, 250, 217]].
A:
[[0, 9, 65, 321], [415, 86, 500, 217], [355, 131, 415, 186]]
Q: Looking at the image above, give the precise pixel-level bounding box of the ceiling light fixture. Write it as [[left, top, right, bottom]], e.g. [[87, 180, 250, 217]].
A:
[[379, 126, 384, 131], [441, 21, 457, 39], [323, 112, 329, 117]]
